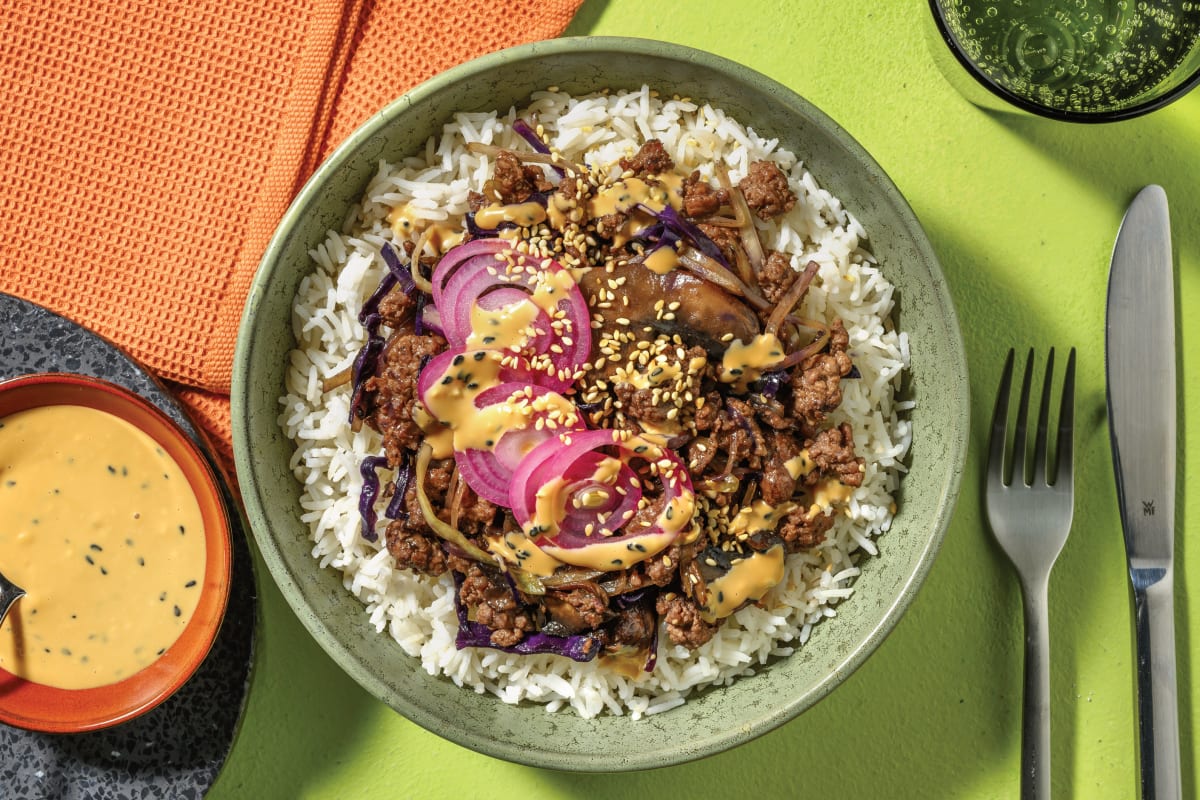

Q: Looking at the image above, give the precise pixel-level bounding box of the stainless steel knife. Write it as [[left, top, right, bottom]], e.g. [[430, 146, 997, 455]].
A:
[[1105, 184, 1181, 800]]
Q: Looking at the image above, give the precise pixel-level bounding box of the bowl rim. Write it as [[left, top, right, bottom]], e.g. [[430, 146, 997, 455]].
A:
[[233, 35, 968, 769], [0, 371, 233, 733]]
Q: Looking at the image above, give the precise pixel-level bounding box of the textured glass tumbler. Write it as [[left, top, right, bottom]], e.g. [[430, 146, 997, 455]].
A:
[[927, 0, 1200, 122]]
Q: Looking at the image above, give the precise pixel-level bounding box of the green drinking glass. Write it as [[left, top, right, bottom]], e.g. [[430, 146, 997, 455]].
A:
[[928, 0, 1200, 121]]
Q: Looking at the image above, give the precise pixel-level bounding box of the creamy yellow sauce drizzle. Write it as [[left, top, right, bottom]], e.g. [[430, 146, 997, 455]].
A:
[[643, 245, 680, 275], [812, 479, 854, 512], [720, 333, 786, 391], [465, 298, 541, 351], [474, 201, 548, 230], [584, 174, 684, 247], [699, 544, 786, 623], [728, 499, 795, 538], [419, 355, 579, 457], [486, 529, 561, 577], [0, 405, 205, 690], [784, 450, 814, 480], [540, 528, 678, 571]]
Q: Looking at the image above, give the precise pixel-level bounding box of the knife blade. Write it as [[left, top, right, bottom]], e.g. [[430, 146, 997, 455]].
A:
[[1105, 184, 1181, 800]]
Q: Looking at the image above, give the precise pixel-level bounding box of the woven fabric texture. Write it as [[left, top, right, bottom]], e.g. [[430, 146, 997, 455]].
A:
[[0, 0, 582, 481]]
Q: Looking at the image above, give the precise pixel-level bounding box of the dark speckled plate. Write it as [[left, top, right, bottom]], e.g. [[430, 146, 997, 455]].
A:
[[0, 293, 256, 799]]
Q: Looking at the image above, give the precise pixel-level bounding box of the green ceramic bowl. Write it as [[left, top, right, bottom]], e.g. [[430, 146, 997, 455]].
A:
[[232, 36, 968, 771]]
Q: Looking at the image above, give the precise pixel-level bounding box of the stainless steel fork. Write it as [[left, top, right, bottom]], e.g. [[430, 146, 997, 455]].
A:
[[985, 347, 1076, 800]]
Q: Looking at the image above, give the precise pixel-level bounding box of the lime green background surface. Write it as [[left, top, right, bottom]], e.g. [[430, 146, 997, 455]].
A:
[[210, 1, 1199, 797]]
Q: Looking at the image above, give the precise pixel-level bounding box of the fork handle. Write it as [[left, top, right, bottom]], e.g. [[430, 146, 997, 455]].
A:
[[1021, 575, 1052, 800], [1131, 566, 1182, 800]]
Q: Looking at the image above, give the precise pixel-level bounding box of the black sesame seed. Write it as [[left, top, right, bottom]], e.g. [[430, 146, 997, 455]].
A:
[[441, 376, 452, 385], [85, 555, 94, 565], [185, 580, 196, 588], [106, 465, 117, 474], [473, 351, 486, 361], [452, 354, 465, 366], [90, 544, 103, 552], [173, 605, 181, 617]]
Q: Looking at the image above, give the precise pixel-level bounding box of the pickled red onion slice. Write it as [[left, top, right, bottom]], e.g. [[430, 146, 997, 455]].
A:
[[453, 383, 585, 506]]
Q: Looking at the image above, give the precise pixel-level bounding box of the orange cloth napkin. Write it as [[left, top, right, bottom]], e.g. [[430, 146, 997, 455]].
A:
[[0, 0, 583, 483]]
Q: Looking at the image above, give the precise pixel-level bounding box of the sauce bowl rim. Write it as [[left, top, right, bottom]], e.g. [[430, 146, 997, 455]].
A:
[[0, 371, 233, 733]]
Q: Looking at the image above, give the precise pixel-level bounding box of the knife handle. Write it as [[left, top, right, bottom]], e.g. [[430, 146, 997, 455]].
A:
[[1131, 566, 1181, 800]]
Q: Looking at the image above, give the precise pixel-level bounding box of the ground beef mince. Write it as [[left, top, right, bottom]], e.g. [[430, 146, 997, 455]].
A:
[[696, 221, 743, 266], [713, 397, 768, 470], [739, 160, 796, 220], [459, 563, 535, 648], [614, 382, 674, 428], [656, 593, 719, 648], [376, 285, 417, 329], [619, 138, 674, 177], [790, 318, 852, 429], [693, 391, 722, 432], [384, 522, 447, 576], [777, 504, 835, 551], [643, 542, 682, 586], [760, 430, 803, 505], [805, 422, 865, 488], [758, 250, 798, 305], [543, 583, 609, 633], [489, 149, 551, 204], [681, 169, 728, 217], [608, 602, 657, 651], [366, 332, 445, 464], [595, 211, 630, 240]]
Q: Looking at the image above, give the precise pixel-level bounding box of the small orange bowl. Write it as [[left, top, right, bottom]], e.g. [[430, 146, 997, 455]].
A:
[[0, 373, 232, 733]]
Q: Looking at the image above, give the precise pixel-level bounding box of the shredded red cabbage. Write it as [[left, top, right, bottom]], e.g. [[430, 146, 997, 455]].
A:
[[452, 572, 600, 662], [380, 242, 417, 295], [636, 202, 733, 269], [759, 370, 788, 398], [358, 455, 389, 542], [348, 320, 385, 425], [384, 455, 414, 520], [512, 118, 551, 155], [513, 117, 566, 180]]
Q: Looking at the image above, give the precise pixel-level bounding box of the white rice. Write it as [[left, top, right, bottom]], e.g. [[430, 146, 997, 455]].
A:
[[278, 86, 911, 719]]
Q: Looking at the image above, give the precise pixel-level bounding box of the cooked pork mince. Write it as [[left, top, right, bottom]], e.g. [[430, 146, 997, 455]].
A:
[[282, 88, 909, 718]]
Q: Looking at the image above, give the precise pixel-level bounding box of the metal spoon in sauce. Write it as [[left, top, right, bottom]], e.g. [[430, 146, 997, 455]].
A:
[[0, 569, 25, 628]]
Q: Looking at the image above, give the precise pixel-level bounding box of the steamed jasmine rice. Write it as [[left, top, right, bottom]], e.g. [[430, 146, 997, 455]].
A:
[[278, 86, 911, 719]]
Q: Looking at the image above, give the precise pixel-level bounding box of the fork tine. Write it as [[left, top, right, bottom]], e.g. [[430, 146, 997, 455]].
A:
[[1055, 347, 1077, 488], [1010, 348, 1036, 487], [988, 348, 1016, 485], [1031, 348, 1056, 486]]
